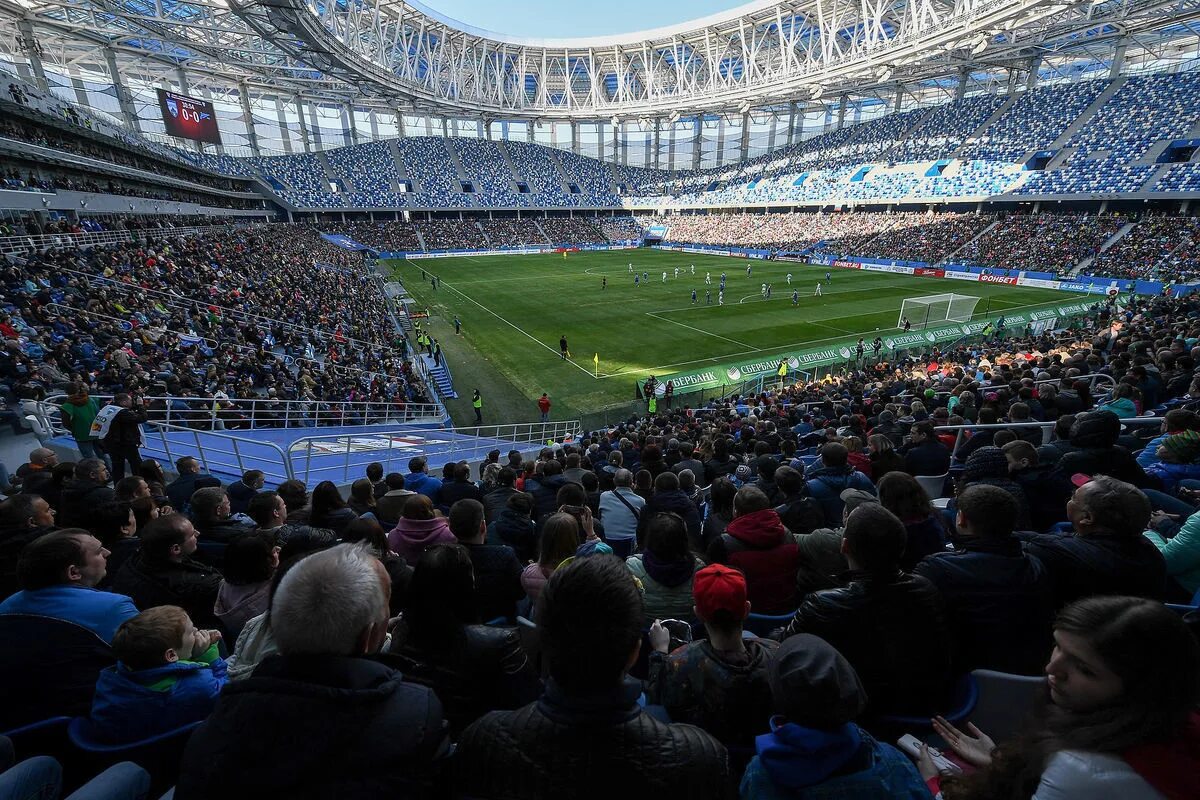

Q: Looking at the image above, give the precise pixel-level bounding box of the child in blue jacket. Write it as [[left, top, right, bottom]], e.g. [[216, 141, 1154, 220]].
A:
[[86, 605, 227, 745]]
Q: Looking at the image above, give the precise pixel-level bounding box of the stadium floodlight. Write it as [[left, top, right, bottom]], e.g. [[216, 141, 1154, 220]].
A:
[[738, 101, 752, 115], [971, 35, 989, 55], [668, 110, 681, 123], [898, 294, 981, 330], [876, 66, 894, 82], [808, 85, 824, 100]]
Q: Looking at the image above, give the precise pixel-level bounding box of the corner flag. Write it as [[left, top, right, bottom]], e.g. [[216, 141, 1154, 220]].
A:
[[593, 353, 599, 376]]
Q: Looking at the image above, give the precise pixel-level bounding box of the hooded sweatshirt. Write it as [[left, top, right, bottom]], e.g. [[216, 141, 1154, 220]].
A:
[[710, 509, 799, 614], [60, 393, 99, 442], [387, 516, 454, 563]]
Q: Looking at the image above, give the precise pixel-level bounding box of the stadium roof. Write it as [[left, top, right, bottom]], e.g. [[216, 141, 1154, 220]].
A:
[[2, 0, 1200, 118]]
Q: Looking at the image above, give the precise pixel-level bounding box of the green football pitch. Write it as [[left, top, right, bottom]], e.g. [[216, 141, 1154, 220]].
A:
[[384, 250, 1075, 423]]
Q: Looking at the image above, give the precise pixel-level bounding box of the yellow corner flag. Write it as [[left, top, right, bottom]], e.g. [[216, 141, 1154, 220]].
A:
[[593, 353, 599, 376]]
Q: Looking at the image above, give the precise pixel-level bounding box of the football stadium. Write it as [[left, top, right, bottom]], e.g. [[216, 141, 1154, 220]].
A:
[[2, 0, 1200, 795]]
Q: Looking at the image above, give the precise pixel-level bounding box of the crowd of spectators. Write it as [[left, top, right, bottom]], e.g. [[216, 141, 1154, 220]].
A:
[[478, 218, 548, 247], [2, 286, 1200, 796], [0, 225, 431, 420], [854, 212, 997, 263], [951, 213, 1127, 274], [537, 217, 606, 245], [1089, 216, 1200, 280]]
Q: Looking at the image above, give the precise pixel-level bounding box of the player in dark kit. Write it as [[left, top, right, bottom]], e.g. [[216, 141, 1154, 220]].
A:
[[560, 336, 570, 359]]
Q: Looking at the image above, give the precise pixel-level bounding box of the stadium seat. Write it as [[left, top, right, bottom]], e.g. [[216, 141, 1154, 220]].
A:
[[515, 616, 545, 677], [967, 669, 1046, 744], [1, 715, 71, 760], [916, 473, 949, 500], [875, 672, 979, 733], [67, 718, 202, 796]]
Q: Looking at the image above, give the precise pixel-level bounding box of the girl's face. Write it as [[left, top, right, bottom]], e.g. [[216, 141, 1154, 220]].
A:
[[1045, 630, 1124, 713]]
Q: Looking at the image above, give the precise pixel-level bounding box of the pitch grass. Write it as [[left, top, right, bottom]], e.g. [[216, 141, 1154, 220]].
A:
[[385, 250, 1074, 423]]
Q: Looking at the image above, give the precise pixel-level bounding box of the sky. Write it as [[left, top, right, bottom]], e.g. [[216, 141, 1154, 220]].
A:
[[423, 0, 750, 38]]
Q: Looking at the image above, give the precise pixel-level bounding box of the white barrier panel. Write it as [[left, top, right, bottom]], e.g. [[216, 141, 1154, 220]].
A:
[[862, 263, 915, 276], [1016, 277, 1063, 290], [944, 270, 980, 281]]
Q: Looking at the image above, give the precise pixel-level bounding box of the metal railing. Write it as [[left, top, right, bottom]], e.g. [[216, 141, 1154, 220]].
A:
[[287, 419, 582, 486], [31, 393, 445, 438], [933, 415, 1165, 454], [143, 421, 293, 486], [0, 222, 270, 255]]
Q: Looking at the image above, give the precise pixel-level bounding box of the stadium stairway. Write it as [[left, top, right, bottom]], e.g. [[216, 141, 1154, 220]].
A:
[[421, 354, 458, 399], [1049, 77, 1129, 148], [938, 219, 1001, 265], [1073, 221, 1136, 274], [952, 96, 1018, 158]]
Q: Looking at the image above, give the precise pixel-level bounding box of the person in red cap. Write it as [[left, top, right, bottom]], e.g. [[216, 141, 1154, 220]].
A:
[[645, 563, 778, 770]]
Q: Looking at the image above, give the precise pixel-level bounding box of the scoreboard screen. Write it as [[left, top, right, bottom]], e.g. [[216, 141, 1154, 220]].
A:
[[157, 89, 222, 145]]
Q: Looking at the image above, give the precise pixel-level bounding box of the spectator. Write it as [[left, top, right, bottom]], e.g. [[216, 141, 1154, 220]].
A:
[[1003, 440, 1067, 532], [214, 533, 278, 640], [138, 460, 170, 504], [90, 500, 138, 583], [645, 563, 778, 765], [778, 504, 952, 716], [598, 468, 645, 548], [954, 446, 1032, 531], [58, 458, 114, 528], [98, 393, 147, 481], [637, 471, 702, 546], [1019, 475, 1167, 606], [0, 494, 57, 598], [1141, 430, 1200, 493], [805, 443, 876, 526], [701, 477, 736, 550], [455, 555, 731, 797], [309, 480, 357, 536], [520, 512, 579, 606], [246, 490, 336, 549], [110, 513, 223, 628], [866, 433, 905, 483], [482, 467, 519, 525], [14, 447, 58, 498], [404, 456, 443, 504], [740, 634, 928, 799], [277, 479, 312, 525], [487, 491, 537, 565], [386, 494, 454, 563], [341, 517, 411, 616], [385, 543, 539, 734], [190, 486, 253, 544], [1051, 411, 1150, 489], [0, 529, 137, 727], [59, 381, 102, 460], [901, 420, 951, 477], [449, 498, 523, 622], [877, 471, 948, 570], [771, 466, 824, 537], [175, 544, 450, 798], [348, 478, 378, 519], [166, 457, 220, 512], [927, 596, 1199, 800], [440, 462, 485, 508], [707, 486, 799, 614], [626, 511, 704, 625], [794, 488, 877, 597], [85, 605, 227, 744], [915, 485, 1054, 674], [226, 469, 264, 516], [375, 473, 416, 527], [366, 462, 387, 499]]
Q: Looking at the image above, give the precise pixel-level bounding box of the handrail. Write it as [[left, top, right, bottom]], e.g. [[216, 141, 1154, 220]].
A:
[[287, 419, 582, 486], [933, 415, 1163, 453], [0, 222, 273, 255], [142, 421, 293, 485], [33, 393, 444, 437], [896, 373, 1118, 401]]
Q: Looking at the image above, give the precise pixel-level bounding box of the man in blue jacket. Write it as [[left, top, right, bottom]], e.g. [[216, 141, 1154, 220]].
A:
[[804, 443, 876, 527], [403, 456, 443, 504]]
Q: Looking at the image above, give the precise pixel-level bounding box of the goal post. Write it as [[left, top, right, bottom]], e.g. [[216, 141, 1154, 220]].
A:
[[897, 294, 980, 330]]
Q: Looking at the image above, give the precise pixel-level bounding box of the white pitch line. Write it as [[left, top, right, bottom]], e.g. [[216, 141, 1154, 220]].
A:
[[435, 278, 605, 379], [644, 311, 756, 349]]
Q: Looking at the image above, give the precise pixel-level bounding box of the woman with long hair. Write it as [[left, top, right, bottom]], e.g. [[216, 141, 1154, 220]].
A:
[[341, 516, 411, 615], [387, 543, 539, 734], [387, 493, 454, 562], [876, 471, 946, 571], [700, 476, 737, 550], [868, 434, 905, 483], [625, 512, 704, 626], [923, 595, 1199, 800], [309, 480, 357, 535], [519, 512, 580, 604], [347, 478, 378, 519]]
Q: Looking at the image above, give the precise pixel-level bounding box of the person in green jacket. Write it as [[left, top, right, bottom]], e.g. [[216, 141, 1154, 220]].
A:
[[1145, 509, 1200, 598], [472, 389, 483, 424], [60, 382, 103, 461]]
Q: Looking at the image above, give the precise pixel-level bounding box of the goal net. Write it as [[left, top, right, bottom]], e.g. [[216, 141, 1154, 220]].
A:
[[897, 294, 980, 330]]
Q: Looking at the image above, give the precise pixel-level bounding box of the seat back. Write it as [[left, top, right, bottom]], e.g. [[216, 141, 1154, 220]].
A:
[[916, 473, 949, 499], [604, 537, 635, 560], [0, 614, 115, 730], [968, 669, 1046, 744], [68, 718, 202, 797], [1, 715, 71, 761], [743, 611, 796, 638], [515, 616, 546, 677]]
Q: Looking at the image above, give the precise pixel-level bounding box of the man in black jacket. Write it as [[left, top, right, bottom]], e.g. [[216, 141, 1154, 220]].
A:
[[439, 462, 484, 509], [110, 514, 223, 628], [165, 457, 220, 512], [175, 544, 450, 799], [915, 485, 1054, 675], [482, 467, 519, 525], [900, 420, 951, 477], [1017, 475, 1167, 607], [636, 471, 702, 546], [449, 499, 523, 621], [99, 393, 147, 481], [455, 555, 732, 798], [58, 458, 115, 528], [778, 503, 952, 717]]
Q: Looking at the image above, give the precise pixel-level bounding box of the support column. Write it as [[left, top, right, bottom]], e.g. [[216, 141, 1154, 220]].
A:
[[893, 84, 903, 113], [104, 47, 140, 132], [293, 97, 312, 153], [527, 120, 533, 143], [571, 121, 580, 154], [238, 82, 259, 155], [692, 116, 702, 170], [344, 103, 359, 146], [17, 19, 48, 92], [1110, 42, 1126, 79], [836, 95, 848, 130], [740, 111, 751, 163], [397, 110, 406, 138], [653, 119, 661, 169], [1026, 55, 1042, 91], [955, 68, 969, 102], [786, 101, 798, 147]]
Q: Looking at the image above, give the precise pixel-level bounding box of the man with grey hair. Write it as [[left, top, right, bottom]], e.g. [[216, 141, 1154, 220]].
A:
[[598, 468, 644, 545], [175, 544, 450, 798], [58, 458, 113, 528]]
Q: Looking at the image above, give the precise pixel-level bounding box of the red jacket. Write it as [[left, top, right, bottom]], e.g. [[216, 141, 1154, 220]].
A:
[[709, 509, 798, 614]]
